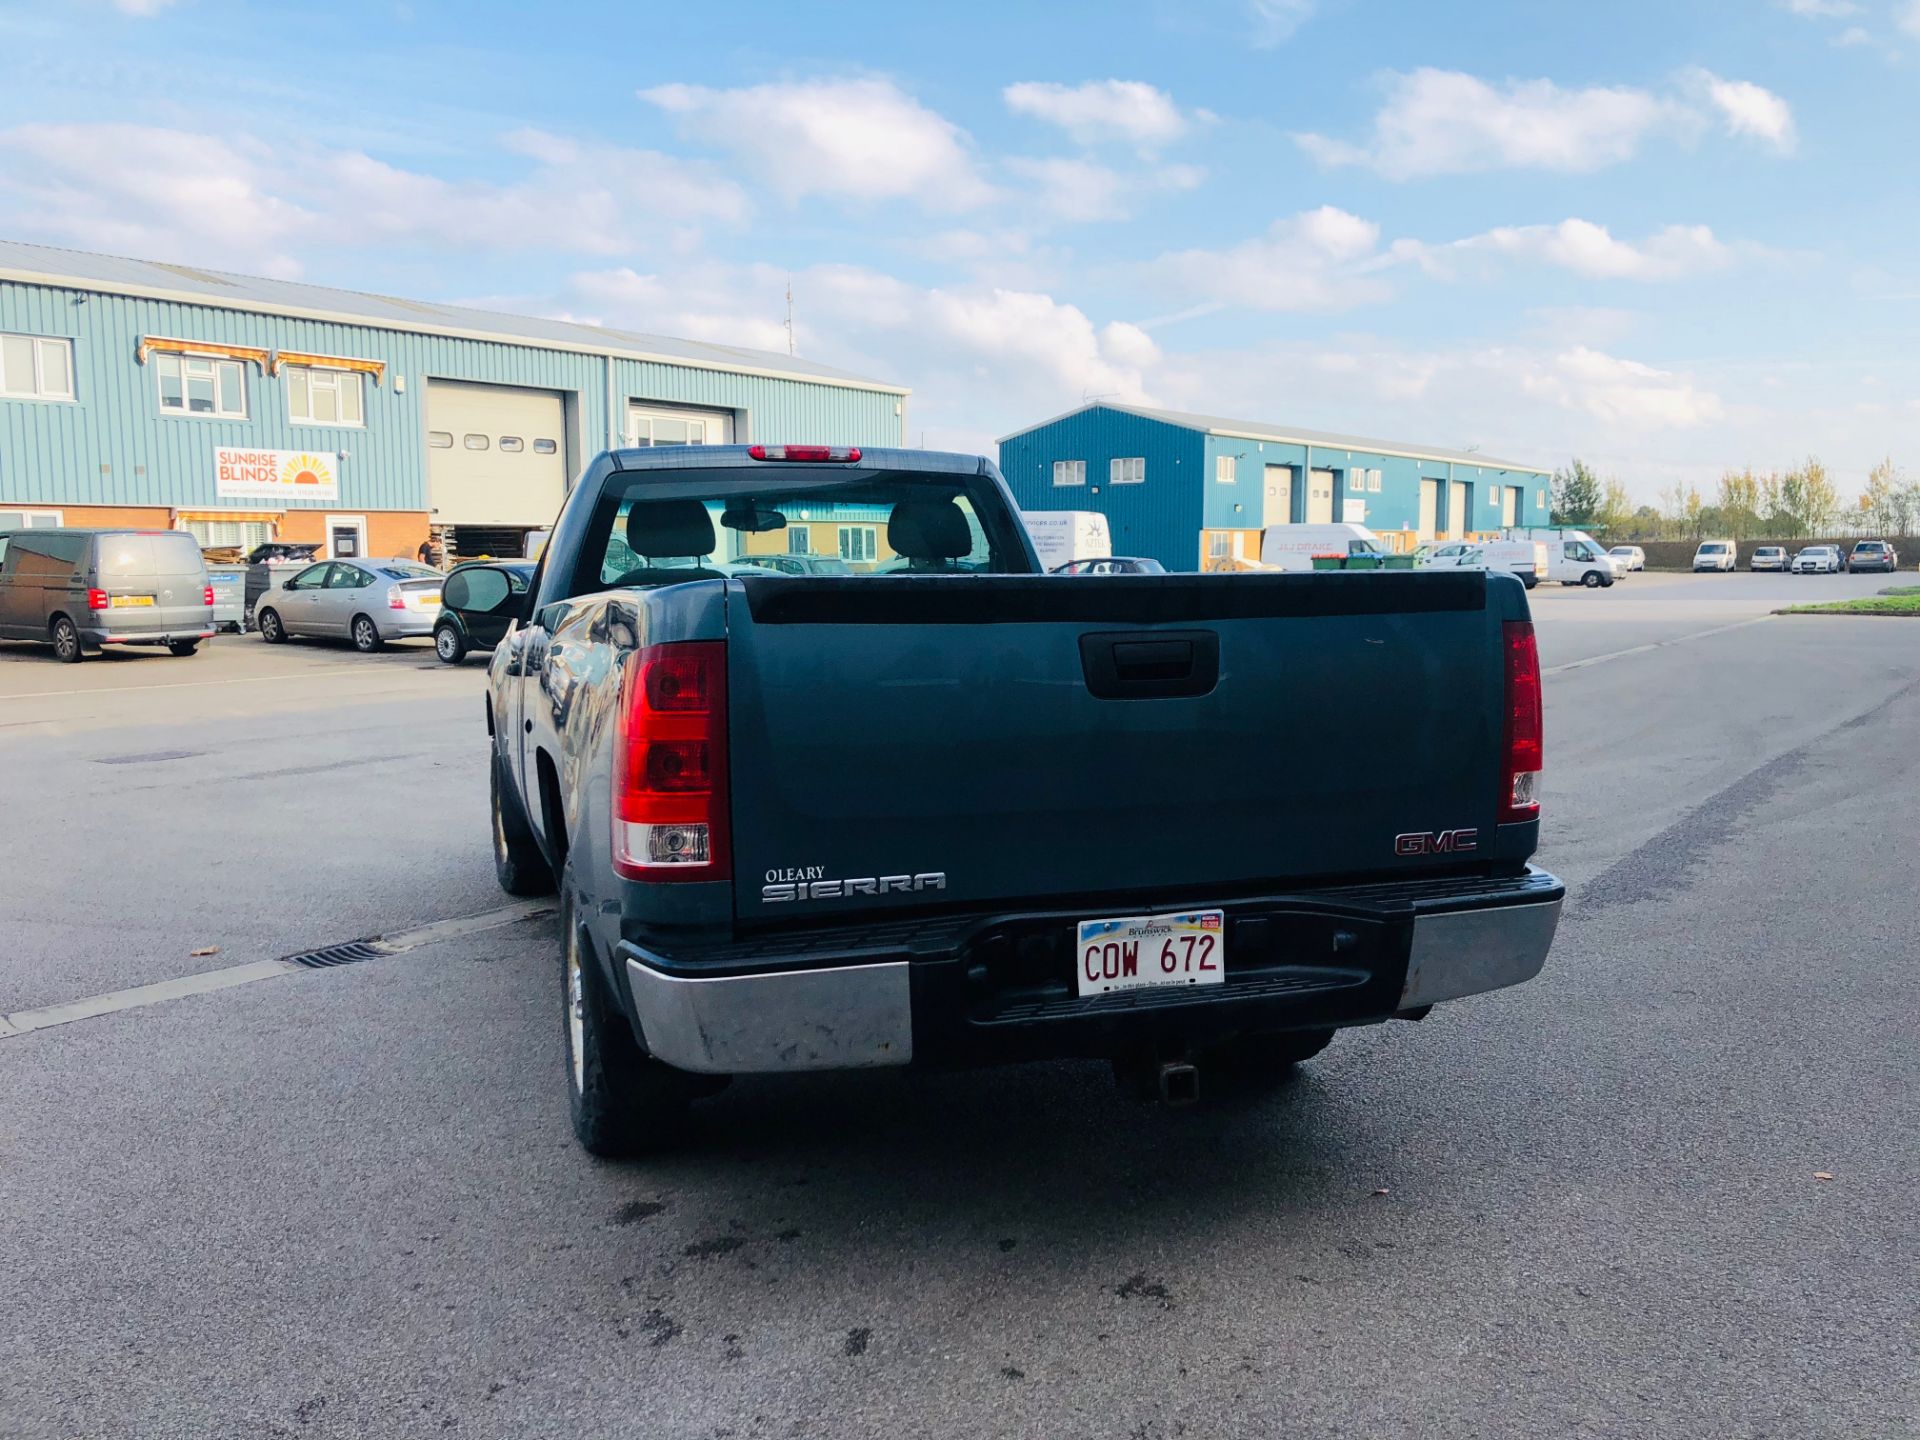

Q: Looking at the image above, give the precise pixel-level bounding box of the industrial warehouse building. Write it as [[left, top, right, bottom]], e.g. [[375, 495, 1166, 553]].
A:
[[0, 240, 907, 561], [1000, 403, 1554, 572]]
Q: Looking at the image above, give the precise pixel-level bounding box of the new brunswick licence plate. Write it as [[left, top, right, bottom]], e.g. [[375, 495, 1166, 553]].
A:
[[1075, 910, 1225, 997]]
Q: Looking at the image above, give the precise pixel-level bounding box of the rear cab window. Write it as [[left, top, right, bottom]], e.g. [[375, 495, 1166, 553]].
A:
[[562, 466, 1034, 600], [97, 532, 206, 578], [379, 563, 442, 580]]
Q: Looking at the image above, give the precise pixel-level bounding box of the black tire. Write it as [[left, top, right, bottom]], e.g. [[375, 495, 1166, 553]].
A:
[[256, 607, 286, 643], [166, 640, 200, 657], [1522, 574, 1538, 590], [434, 623, 468, 665], [350, 614, 384, 653], [1212, 1028, 1337, 1087], [490, 750, 555, 897], [1581, 570, 1604, 588], [49, 615, 83, 664], [561, 861, 693, 1157]]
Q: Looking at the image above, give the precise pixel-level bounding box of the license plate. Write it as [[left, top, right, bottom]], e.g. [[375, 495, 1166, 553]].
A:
[[415, 593, 441, 607], [1075, 910, 1225, 997], [110, 595, 155, 607]]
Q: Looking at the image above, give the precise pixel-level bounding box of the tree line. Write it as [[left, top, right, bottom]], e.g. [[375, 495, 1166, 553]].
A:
[[1549, 457, 1918, 541]]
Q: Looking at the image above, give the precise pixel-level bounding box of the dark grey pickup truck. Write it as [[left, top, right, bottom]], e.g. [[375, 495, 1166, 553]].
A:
[[486, 444, 1562, 1154]]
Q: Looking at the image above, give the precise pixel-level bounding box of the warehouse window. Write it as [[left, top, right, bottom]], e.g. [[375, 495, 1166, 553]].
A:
[[1208, 532, 1231, 558], [463, 434, 490, 451], [180, 517, 274, 550], [1536, 489, 1547, 509], [0, 333, 74, 402], [427, 431, 454, 448], [788, 529, 812, 555], [838, 525, 877, 562], [157, 353, 245, 418], [286, 365, 364, 426], [533, 438, 557, 454], [499, 436, 524, 453], [1368, 470, 1382, 493], [0, 508, 62, 528], [1052, 460, 1086, 486], [1215, 455, 1236, 484], [1349, 470, 1364, 492], [1109, 456, 1145, 485]]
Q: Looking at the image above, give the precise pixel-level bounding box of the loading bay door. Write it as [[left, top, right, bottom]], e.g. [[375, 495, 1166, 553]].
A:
[[426, 380, 568, 526]]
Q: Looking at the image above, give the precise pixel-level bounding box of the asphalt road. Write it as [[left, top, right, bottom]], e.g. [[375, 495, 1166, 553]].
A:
[[3, 571, 1917, 1439]]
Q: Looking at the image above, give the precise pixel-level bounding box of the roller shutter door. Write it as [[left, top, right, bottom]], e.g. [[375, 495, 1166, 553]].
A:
[[426, 381, 567, 526]]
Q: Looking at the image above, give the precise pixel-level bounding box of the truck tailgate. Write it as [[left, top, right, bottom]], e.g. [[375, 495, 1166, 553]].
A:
[[724, 571, 1510, 924]]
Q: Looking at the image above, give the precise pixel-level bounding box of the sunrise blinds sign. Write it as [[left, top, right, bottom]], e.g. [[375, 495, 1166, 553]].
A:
[[215, 448, 340, 502]]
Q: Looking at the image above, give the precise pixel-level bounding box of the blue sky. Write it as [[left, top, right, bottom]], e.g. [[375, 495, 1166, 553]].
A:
[[3, 0, 1917, 499]]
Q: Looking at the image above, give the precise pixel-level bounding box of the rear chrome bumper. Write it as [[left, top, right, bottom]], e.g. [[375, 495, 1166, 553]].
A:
[[621, 868, 1563, 1076]]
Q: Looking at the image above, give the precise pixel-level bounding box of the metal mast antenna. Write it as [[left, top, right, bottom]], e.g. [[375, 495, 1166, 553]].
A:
[[784, 278, 795, 356]]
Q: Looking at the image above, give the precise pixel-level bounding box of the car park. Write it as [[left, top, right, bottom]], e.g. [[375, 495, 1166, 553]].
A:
[[1848, 540, 1899, 573], [737, 553, 856, 577], [1052, 556, 1168, 575], [1693, 540, 1737, 572], [0, 527, 215, 663], [1414, 539, 1543, 589], [1791, 545, 1843, 574], [1608, 545, 1646, 572], [433, 561, 535, 664], [1749, 545, 1789, 572], [254, 557, 444, 652]]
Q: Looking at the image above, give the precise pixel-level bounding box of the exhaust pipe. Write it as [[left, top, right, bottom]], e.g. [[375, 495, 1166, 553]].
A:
[[1157, 1060, 1199, 1106]]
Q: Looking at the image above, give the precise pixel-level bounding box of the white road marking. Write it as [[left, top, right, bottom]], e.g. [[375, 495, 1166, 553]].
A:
[[0, 899, 553, 1040], [0, 664, 427, 703], [1545, 616, 1774, 676]]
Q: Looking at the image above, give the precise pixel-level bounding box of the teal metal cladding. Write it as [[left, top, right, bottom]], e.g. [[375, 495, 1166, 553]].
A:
[[999, 408, 1203, 569], [0, 279, 903, 513]]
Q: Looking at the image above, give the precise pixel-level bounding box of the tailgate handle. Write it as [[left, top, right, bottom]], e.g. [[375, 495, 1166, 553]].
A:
[[1079, 630, 1219, 700]]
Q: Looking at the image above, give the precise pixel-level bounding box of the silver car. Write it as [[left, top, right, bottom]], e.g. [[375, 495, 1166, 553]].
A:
[[253, 557, 444, 652]]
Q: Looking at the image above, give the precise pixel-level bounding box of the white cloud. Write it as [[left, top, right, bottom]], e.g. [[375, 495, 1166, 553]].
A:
[[1442, 218, 1730, 281], [1151, 206, 1394, 312], [1832, 24, 1874, 44], [640, 77, 994, 211], [1691, 70, 1796, 151], [1246, 0, 1316, 45], [1004, 156, 1202, 222], [0, 122, 750, 274], [112, 0, 178, 13], [1522, 346, 1724, 428], [1295, 69, 1682, 179], [1002, 80, 1193, 149], [1780, 0, 1856, 13], [1896, 0, 1920, 36]]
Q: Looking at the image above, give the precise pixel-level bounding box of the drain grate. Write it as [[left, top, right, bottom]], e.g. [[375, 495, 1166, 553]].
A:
[[283, 940, 390, 970]]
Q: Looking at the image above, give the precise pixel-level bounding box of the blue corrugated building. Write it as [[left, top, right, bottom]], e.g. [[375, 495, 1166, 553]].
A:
[[0, 240, 906, 560], [1000, 403, 1553, 572]]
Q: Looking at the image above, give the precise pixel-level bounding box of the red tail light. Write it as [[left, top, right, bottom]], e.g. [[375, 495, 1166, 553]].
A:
[[202, 584, 216, 607], [612, 641, 729, 881], [747, 445, 861, 463], [87, 588, 109, 611], [387, 585, 407, 610], [1500, 620, 1542, 824]]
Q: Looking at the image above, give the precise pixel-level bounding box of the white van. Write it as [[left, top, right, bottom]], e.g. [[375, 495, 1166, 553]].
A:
[[1417, 538, 1545, 589], [1023, 511, 1112, 572], [1259, 523, 1388, 572], [1505, 528, 1618, 588]]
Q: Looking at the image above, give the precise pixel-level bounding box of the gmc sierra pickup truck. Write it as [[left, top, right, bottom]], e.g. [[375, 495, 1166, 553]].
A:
[[486, 444, 1563, 1155]]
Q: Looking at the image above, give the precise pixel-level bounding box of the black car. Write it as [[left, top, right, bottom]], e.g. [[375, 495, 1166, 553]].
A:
[[433, 561, 534, 664], [1849, 540, 1899, 574], [1052, 556, 1169, 575]]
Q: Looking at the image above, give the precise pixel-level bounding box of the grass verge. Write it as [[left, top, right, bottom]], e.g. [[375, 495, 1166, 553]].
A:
[[1776, 591, 1920, 616]]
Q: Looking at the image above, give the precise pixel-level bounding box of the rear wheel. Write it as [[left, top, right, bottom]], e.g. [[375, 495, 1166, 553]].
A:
[[490, 751, 554, 897], [49, 616, 82, 664], [166, 640, 200, 657], [434, 623, 467, 665], [350, 614, 383, 653], [256, 607, 286, 643], [560, 862, 694, 1156]]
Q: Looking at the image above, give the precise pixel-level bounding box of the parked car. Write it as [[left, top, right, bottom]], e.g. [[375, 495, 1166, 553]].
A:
[[1791, 546, 1843, 574], [254, 558, 444, 652], [738, 554, 856, 577], [0, 527, 214, 663], [1052, 557, 1169, 575], [1749, 545, 1790, 572], [1414, 539, 1542, 589], [1505, 529, 1617, 587], [1848, 540, 1899, 573], [1608, 545, 1646, 572], [1693, 540, 1737, 572], [486, 443, 1563, 1155], [433, 561, 535, 664]]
